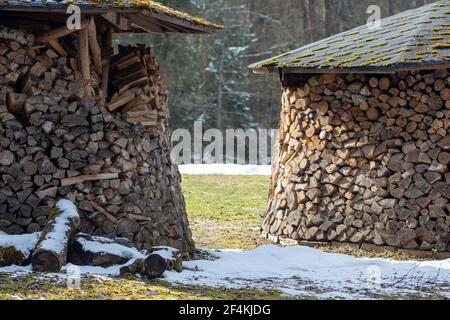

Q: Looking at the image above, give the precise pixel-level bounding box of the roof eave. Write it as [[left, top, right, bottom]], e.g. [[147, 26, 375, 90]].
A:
[[250, 62, 450, 76], [0, 4, 221, 34]]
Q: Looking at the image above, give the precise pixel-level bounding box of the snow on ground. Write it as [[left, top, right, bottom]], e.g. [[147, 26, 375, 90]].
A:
[[164, 245, 450, 299], [1, 243, 448, 299], [178, 164, 271, 176], [0, 232, 40, 257]]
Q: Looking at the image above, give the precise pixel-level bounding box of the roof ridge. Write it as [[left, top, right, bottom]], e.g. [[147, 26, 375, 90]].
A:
[[250, 0, 450, 73]]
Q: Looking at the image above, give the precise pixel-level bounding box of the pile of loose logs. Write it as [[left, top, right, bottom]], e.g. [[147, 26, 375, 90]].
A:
[[0, 199, 182, 277], [264, 70, 450, 252], [0, 23, 194, 254]]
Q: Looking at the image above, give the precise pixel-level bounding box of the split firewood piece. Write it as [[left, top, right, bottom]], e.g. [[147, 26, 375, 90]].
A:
[[60, 173, 119, 187], [31, 200, 80, 272], [6, 92, 27, 113], [112, 52, 141, 71], [48, 39, 68, 57], [108, 91, 136, 111], [127, 214, 152, 222], [87, 18, 103, 75], [35, 20, 88, 43], [112, 68, 147, 87], [68, 233, 143, 267], [126, 109, 157, 126], [90, 201, 118, 224], [99, 28, 112, 106], [117, 76, 149, 95], [0, 233, 40, 267], [78, 27, 94, 98], [122, 94, 151, 113]]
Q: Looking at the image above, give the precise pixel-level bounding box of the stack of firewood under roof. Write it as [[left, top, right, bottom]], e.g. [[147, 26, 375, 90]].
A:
[[0, 19, 194, 253]]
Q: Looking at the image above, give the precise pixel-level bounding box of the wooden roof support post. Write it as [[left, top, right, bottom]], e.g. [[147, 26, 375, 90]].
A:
[[99, 26, 113, 107], [88, 17, 103, 75], [78, 24, 94, 98]]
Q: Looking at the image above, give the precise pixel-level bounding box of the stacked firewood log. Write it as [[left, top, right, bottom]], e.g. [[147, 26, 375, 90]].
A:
[[108, 45, 167, 127], [0, 23, 194, 254], [264, 70, 450, 252]]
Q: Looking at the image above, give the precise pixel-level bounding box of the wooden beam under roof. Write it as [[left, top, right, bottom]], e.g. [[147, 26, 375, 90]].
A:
[[101, 12, 132, 32], [124, 14, 165, 33]]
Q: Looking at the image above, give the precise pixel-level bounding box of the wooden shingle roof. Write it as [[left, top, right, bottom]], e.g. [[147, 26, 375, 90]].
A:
[[250, 1, 450, 74], [0, 0, 223, 34]]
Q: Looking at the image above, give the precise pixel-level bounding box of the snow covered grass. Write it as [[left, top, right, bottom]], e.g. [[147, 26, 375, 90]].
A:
[[179, 164, 271, 176], [1, 244, 448, 300], [164, 245, 450, 299], [0, 233, 40, 257]]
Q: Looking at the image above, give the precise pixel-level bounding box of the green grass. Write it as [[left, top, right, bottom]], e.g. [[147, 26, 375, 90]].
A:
[[0, 274, 291, 300], [182, 175, 269, 224], [182, 175, 271, 249]]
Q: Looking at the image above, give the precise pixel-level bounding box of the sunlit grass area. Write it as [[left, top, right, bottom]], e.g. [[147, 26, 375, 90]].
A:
[[0, 274, 291, 300], [182, 175, 271, 249]]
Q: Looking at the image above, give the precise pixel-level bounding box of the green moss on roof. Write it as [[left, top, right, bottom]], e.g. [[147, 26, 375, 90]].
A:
[[1, 0, 223, 30], [129, 1, 223, 29], [249, 0, 450, 72]]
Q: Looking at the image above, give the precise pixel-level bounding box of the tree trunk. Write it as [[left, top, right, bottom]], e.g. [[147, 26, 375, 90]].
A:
[[68, 233, 140, 267], [31, 200, 80, 272], [120, 254, 167, 278]]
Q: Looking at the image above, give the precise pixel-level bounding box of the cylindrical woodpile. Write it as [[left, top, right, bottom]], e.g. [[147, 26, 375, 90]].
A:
[[263, 70, 450, 252], [0, 25, 194, 253]]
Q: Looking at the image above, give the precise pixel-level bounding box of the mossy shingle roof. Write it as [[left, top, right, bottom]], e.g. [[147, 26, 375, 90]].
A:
[[0, 0, 223, 33], [250, 1, 450, 74]]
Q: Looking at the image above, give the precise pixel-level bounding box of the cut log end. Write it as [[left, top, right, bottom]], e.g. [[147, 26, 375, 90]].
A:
[[143, 254, 168, 278], [31, 250, 61, 273]]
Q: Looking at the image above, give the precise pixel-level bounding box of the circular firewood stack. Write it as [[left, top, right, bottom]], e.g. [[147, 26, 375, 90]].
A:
[[264, 71, 449, 252], [0, 24, 194, 254]]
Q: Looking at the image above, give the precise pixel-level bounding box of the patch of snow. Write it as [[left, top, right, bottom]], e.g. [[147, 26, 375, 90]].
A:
[[0, 264, 33, 276], [77, 237, 145, 260], [0, 232, 40, 257], [38, 199, 79, 254], [56, 199, 79, 219], [63, 259, 138, 277], [178, 164, 271, 176], [164, 245, 450, 299], [151, 246, 179, 260]]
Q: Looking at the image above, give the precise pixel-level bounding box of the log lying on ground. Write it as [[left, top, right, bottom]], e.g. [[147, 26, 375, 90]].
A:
[[0, 232, 40, 266], [149, 246, 183, 272], [119, 253, 167, 278], [120, 246, 182, 277], [68, 233, 144, 267], [31, 200, 80, 272]]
